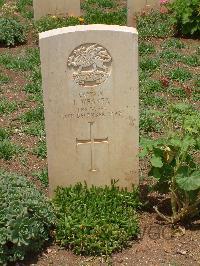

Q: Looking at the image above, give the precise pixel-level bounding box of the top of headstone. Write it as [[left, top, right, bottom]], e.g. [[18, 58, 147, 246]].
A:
[[39, 24, 138, 40]]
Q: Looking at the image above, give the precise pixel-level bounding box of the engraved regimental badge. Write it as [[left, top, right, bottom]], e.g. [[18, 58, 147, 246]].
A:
[[67, 43, 112, 87]]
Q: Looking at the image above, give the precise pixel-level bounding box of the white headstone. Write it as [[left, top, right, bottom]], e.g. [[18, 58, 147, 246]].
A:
[[39, 25, 139, 196], [33, 0, 80, 21]]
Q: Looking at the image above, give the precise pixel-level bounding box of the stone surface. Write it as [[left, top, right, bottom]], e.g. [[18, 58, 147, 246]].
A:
[[39, 25, 139, 196], [127, 0, 161, 26], [33, 0, 80, 20]]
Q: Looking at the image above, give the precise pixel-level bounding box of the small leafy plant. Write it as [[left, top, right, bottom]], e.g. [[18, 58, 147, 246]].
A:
[[168, 0, 200, 37], [0, 17, 26, 46], [140, 104, 200, 223], [0, 171, 55, 265], [54, 182, 140, 256]]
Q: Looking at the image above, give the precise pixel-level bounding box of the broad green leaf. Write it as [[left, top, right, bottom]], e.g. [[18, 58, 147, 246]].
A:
[[150, 155, 163, 168], [152, 167, 161, 179], [176, 171, 200, 191], [139, 148, 148, 158]]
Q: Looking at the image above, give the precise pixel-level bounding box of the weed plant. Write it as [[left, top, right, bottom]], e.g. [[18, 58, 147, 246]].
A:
[[140, 103, 200, 223]]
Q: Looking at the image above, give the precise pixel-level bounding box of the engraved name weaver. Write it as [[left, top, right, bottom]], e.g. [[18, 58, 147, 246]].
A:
[[67, 43, 112, 87]]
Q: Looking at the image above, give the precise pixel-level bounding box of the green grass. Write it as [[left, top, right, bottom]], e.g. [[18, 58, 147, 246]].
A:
[[169, 67, 192, 82], [0, 98, 18, 114], [181, 55, 200, 67], [82, 0, 117, 10], [35, 16, 80, 33], [24, 68, 42, 94], [140, 109, 162, 134], [137, 11, 175, 38], [23, 121, 45, 137], [21, 106, 44, 123], [16, 0, 33, 19], [161, 38, 185, 49], [168, 86, 187, 98], [140, 79, 163, 94], [34, 140, 47, 159], [0, 73, 11, 85], [0, 139, 23, 160], [32, 168, 48, 187], [141, 95, 166, 108], [140, 57, 160, 73], [84, 8, 126, 25], [0, 48, 40, 71], [0, 128, 10, 141], [139, 42, 156, 56], [159, 50, 182, 62], [0, 0, 5, 7]]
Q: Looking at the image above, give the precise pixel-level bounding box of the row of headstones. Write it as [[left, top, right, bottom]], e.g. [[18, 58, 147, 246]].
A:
[[34, 0, 164, 25], [38, 1, 163, 195]]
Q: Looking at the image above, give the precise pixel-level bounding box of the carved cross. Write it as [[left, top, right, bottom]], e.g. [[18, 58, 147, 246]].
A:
[[76, 122, 109, 172]]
